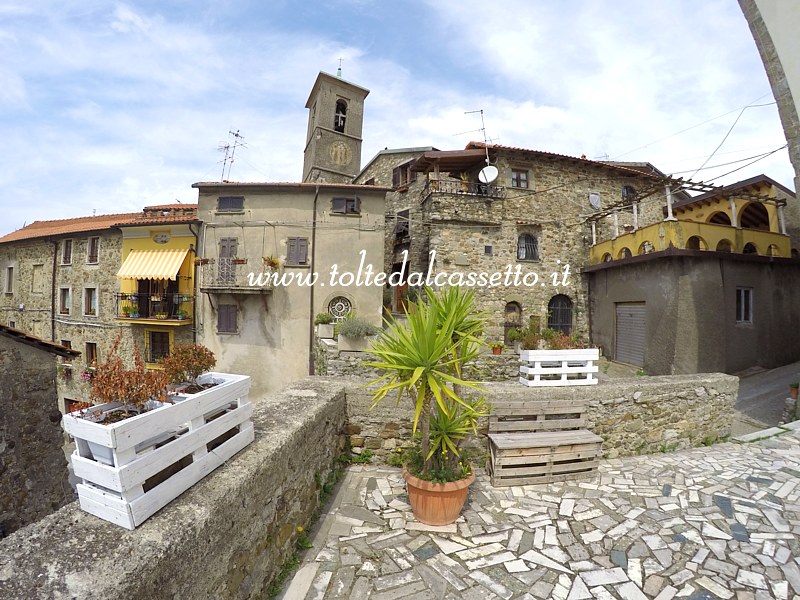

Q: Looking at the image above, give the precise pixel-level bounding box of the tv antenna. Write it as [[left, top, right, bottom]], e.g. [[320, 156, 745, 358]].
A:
[[218, 129, 246, 181], [465, 109, 498, 184]]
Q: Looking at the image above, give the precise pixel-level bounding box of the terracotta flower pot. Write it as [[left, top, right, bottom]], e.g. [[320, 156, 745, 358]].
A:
[[491, 346, 502, 355], [790, 386, 799, 400], [402, 468, 475, 526]]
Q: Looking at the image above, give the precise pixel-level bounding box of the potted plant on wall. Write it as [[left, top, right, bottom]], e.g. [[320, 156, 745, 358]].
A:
[[159, 343, 217, 394], [337, 315, 381, 351], [790, 382, 799, 400], [314, 312, 335, 339], [367, 286, 489, 525], [506, 327, 527, 353], [489, 341, 504, 355]]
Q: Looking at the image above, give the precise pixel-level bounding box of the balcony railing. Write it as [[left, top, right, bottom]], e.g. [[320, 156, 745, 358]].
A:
[[115, 293, 194, 322], [198, 257, 273, 294], [588, 220, 791, 265], [426, 179, 505, 200]]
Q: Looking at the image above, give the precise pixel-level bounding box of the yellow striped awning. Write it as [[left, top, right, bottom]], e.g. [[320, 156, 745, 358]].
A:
[[116, 249, 189, 280]]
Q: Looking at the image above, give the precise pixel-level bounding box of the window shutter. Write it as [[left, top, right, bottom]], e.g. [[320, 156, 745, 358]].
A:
[[287, 238, 297, 264], [298, 238, 309, 264], [392, 167, 401, 188], [409, 169, 417, 183], [331, 197, 346, 213], [354, 196, 361, 213]]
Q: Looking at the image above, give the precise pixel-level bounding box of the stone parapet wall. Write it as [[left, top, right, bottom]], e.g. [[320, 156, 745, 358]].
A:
[[0, 377, 348, 600], [346, 373, 738, 461]]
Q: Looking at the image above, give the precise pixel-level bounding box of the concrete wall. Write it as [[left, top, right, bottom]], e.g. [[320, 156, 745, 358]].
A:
[[195, 183, 386, 400], [740, 0, 800, 248], [587, 251, 800, 375], [0, 376, 348, 600], [0, 336, 70, 536], [346, 372, 737, 461]]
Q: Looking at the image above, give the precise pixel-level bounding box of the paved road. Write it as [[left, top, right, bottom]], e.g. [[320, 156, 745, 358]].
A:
[[283, 423, 800, 600], [735, 361, 800, 434]]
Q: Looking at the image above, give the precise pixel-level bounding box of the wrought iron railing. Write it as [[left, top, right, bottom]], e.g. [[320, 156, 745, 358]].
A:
[[198, 257, 274, 290], [426, 179, 505, 199], [115, 293, 194, 321]]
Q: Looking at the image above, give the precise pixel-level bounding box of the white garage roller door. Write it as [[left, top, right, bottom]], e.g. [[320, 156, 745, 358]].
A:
[[615, 302, 646, 367]]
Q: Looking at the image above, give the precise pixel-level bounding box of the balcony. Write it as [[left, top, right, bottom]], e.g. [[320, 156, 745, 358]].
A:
[[424, 179, 505, 201], [588, 220, 791, 265], [115, 293, 194, 325], [198, 257, 273, 295]]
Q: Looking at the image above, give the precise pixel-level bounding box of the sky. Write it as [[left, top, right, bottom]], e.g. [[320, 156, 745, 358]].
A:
[[0, 0, 794, 237]]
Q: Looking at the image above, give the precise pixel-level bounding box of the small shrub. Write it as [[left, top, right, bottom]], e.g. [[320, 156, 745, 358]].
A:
[[349, 449, 373, 464], [507, 327, 527, 343], [521, 331, 540, 350], [160, 344, 216, 387], [314, 312, 334, 325], [338, 316, 380, 339]]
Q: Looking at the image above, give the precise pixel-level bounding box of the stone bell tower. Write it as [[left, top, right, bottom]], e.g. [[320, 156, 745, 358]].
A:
[[302, 70, 369, 183]]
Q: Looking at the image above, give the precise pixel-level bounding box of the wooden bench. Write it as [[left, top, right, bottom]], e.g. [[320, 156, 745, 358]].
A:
[[487, 398, 603, 487]]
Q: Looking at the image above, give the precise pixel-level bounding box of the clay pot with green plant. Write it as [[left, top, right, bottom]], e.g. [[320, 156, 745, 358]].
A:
[[790, 382, 799, 400], [366, 286, 489, 525], [489, 341, 504, 355]]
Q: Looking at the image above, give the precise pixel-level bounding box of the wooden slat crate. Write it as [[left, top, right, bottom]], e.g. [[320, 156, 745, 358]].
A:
[[519, 349, 599, 387], [487, 398, 602, 487], [63, 373, 253, 529]]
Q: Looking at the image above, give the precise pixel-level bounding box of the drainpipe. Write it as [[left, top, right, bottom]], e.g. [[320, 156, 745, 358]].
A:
[[308, 185, 320, 375], [189, 223, 199, 344], [50, 239, 58, 342]]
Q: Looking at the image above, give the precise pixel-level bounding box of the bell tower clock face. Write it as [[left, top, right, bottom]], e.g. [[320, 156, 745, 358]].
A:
[[329, 141, 352, 167]]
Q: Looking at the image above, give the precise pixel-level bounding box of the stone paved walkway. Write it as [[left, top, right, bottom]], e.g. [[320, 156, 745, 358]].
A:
[[283, 423, 800, 600]]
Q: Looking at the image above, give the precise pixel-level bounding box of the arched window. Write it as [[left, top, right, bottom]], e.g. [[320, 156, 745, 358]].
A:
[[709, 212, 732, 225], [686, 236, 707, 250], [548, 295, 573, 335], [517, 234, 538, 261], [742, 242, 758, 255], [618, 247, 632, 259], [601, 253, 612, 263], [739, 203, 770, 230], [503, 302, 522, 345], [716, 239, 733, 253], [334, 100, 347, 133]]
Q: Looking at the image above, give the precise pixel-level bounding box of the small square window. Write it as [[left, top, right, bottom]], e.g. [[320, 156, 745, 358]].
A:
[[217, 196, 244, 212], [331, 197, 361, 215], [511, 169, 529, 189], [286, 237, 309, 266], [484, 245, 493, 256], [218, 304, 238, 333], [736, 287, 753, 324]]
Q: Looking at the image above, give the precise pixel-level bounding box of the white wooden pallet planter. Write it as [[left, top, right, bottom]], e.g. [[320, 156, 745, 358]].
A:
[[62, 372, 252, 530], [519, 349, 599, 387]]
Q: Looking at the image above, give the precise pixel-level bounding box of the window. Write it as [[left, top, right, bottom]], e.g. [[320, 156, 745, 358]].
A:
[[517, 234, 539, 261], [334, 99, 347, 132], [146, 331, 171, 363], [394, 210, 410, 240], [84, 287, 97, 316], [62, 239, 73, 265], [286, 237, 309, 266], [59, 288, 71, 315], [61, 340, 72, 363], [85, 342, 97, 366], [511, 169, 529, 189], [31, 264, 44, 294], [484, 245, 493, 256], [8, 320, 15, 328], [5, 266, 13, 293], [217, 304, 238, 333], [331, 197, 361, 215], [328, 296, 352, 320], [548, 295, 573, 335], [87, 237, 100, 264], [217, 196, 245, 212], [736, 288, 753, 324], [392, 162, 417, 188]]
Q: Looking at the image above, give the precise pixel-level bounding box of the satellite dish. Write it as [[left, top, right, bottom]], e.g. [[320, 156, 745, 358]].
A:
[[589, 192, 601, 210], [478, 165, 498, 184]]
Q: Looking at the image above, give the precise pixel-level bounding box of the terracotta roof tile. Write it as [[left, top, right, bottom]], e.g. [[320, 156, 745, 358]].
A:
[[0, 213, 141, 244]]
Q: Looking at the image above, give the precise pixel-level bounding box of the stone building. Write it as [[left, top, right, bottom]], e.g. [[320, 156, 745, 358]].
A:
[[0, 205, 198, 412], [355, 143, 667, 343], [192, 71, 389, 400], [0, 325, 79, 535]]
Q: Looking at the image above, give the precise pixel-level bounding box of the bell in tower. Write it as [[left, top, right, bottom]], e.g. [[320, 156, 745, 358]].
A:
[[302, 71, 369, 183]]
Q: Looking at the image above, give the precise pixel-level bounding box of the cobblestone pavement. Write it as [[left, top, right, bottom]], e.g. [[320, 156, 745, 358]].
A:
[[283, 423, 800, 600]]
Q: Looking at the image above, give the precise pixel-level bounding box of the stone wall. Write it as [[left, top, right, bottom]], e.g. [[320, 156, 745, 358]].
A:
[[0, 377, 348, 600], [0, 336, 70, 536], [346, 373, 738, 461]]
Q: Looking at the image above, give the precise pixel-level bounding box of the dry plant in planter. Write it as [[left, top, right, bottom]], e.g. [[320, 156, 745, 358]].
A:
[[159, 343, 217, 394], [85, 334, 169, 423]]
